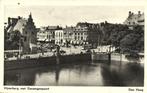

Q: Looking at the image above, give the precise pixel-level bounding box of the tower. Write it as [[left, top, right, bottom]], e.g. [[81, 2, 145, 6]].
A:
[[23, 13, 37, 54]]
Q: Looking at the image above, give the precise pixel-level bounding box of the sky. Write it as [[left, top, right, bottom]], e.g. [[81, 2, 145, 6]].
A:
[[4, 4, 144, 27]]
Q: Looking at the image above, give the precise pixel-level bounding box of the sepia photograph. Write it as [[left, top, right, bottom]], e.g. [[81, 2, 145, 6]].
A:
[[3, 5, 144, 87], [1, 0, 146, 92]]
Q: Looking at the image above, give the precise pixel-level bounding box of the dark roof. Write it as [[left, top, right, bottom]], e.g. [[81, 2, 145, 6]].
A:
[[76, 22, 92, 27], [63, 26, 75, 32], [46, 26, 62, 30]]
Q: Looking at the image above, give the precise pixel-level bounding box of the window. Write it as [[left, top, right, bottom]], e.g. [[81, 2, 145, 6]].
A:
[[84, 33, 87, 35], [61, 32, 62, 37], [133, 22, 135, 25], [59, 32, 60, 37], [75, 36, 77, 40], [24, 36, 27, 42], [78, 36, 80, 40]]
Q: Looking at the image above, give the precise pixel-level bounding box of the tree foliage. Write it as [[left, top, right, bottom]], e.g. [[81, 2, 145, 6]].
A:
[[4, 30, 22, 50], [120, 26, 144, 54], [99, 23, 144, 55]]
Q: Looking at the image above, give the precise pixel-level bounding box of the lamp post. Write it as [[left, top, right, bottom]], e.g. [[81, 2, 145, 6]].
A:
[[119, 42, 122, 71], [18, 35, 23, 59]]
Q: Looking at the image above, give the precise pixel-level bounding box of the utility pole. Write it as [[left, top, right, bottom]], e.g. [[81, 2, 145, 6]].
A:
[[18, 35, 22, 59]]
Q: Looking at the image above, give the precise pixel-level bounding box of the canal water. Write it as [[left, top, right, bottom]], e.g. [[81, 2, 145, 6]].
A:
[[4, 61, 144, 86]]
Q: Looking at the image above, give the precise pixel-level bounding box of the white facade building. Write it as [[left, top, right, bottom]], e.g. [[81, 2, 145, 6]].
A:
[[55, 29, 64, 45]]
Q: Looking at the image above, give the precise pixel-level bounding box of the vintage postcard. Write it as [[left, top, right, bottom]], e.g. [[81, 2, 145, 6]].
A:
[[0, 0, 146, 93]]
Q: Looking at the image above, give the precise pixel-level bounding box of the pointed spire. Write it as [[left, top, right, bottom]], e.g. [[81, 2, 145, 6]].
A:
[[28, 12, 33, 22], [29, 12, 32, 19], [27, 12, 35, 28]]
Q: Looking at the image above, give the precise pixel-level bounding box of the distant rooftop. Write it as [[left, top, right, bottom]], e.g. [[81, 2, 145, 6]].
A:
[[47, 26, 62, 30], [124, 11, 144, 26]]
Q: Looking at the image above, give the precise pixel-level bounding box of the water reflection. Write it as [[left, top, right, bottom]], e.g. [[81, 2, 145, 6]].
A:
[[101, 62, 144, 86], [4, 61, 144, 86]]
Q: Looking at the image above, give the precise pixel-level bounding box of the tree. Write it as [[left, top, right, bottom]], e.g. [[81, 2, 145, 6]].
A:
[[5, 30, 22, 50], [10, 30, 21, 42], [120, 33, 140, 53]]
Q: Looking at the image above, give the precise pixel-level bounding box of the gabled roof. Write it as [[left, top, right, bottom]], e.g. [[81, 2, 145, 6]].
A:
[[7, 26, 14, 33], [13, 18, 27, 34]]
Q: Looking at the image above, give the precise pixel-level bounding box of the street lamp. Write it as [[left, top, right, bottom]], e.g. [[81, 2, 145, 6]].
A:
[[18, 35, 23, 59]]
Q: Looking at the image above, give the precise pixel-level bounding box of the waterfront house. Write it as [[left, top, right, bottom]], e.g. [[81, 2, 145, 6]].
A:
[[63, 26, 74, 46], [5, 13, 37, 54], [37, 25, 62, 44], [55, 29, 64, 46], [72, 25, 88, 45], [73, 22, 100, 47]]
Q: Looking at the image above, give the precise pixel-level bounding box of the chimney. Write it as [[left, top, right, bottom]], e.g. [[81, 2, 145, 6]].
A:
[[18, 16, 21, 19], [138, 11, 141, 17], [138, 11, 141, 14], [129, 11, 132, 16], [8, 17, 11, 25]]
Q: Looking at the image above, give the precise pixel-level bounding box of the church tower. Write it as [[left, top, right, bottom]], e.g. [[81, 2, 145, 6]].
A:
[[23, 13, 37, 54]]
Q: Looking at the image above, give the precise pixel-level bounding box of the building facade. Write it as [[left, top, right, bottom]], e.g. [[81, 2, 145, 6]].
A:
[[60, 23, 100, 47], [124, 11, 144, 26], [37, 26, 62, 44], [5, 13, 37, 54], [37, 27, 50, 42], [63, 26, 74, 46], [71, 26, 88, 45], [23, 13, 37, 54], [73, 22, 99, 47], [55, 29, 64, 45]]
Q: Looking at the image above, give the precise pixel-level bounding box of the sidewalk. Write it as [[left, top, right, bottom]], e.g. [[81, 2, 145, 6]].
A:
[[5, 52, 54, 61]]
